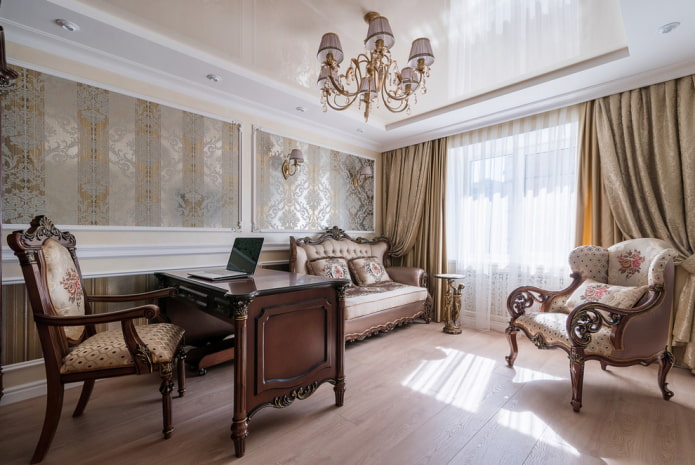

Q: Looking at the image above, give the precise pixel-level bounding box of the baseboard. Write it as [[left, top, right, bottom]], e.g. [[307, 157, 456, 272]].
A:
[[0, 379, 47, 406], [1, 360, 81, 406]]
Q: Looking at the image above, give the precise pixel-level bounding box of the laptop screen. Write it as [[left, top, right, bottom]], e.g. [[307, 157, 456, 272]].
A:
[[226, 237, 264, 274]]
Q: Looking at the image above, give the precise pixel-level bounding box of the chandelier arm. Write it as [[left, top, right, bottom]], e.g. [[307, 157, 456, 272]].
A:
[[379, 89, 410, 113], [326, 73, 358, 99], [384, 67, 426, 101], [322, 88, 360, 112]]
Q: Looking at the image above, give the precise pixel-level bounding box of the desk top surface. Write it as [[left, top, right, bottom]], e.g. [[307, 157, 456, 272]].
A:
[[155, 268, 348, 298]]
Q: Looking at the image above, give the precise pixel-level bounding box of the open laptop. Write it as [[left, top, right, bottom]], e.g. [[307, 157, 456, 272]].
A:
[[188, 237, 264, 281]]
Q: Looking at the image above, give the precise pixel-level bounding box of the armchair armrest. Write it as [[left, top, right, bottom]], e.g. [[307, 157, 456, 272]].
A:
[[87, 287, 177, 303], [34, 304, 164, 373], [566, 286, 664, 349], [507, 272, 583, 320], [387, 266, 427, 287], [34, 305, 161, 326]]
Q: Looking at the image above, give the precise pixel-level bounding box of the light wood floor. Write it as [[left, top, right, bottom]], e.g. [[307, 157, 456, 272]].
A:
[[2, 322, 694, 465]]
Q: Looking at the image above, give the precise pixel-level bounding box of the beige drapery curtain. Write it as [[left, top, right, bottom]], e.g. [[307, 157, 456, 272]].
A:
[[575, 100, 623, 247], [592, 75, 695, 371], [381, 138, 448, 321]]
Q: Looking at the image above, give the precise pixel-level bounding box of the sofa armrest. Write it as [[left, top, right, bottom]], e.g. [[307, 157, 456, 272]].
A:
[[387, 266, 427, 288]]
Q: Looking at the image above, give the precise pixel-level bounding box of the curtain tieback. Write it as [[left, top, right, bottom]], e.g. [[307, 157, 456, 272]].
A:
[[677, 253, 695, 275]]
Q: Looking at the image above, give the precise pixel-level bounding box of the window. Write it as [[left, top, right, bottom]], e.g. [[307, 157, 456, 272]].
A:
[[446, 106, 580, 330]]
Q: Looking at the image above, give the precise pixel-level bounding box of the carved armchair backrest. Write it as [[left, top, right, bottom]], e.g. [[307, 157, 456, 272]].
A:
[[7, 216, 90, 363], [606, 238, 675, 287], [546, 239, 676, 314], [290, 226, 391, 274]]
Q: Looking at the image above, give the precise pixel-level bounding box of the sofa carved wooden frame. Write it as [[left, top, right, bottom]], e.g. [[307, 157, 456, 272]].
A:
[[289, 226, 432, 342]]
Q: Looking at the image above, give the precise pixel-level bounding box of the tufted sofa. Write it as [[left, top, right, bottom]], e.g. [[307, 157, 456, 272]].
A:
[[289, 226, 431, 342]]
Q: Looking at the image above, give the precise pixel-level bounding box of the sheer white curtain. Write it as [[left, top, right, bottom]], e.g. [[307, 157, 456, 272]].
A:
[[446, 106, 580, 331]]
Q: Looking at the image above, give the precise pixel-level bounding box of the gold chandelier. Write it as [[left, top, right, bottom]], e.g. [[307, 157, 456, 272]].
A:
[[316, 11, 434, 122]]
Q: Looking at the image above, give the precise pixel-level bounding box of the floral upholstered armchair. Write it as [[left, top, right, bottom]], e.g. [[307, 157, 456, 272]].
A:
[[505, 238, 678, 412], [7, 216, 186, 463]]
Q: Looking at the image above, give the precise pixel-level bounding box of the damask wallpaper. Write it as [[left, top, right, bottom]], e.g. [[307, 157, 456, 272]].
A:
[[254, 128, 374, 232], [1, 66, 241, 228]]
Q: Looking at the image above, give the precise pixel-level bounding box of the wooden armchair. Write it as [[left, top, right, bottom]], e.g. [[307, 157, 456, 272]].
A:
[[505, 238, 678, 412], [7, 216, 186, 464]]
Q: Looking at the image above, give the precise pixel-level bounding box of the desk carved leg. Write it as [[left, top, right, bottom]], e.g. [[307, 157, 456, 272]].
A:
[[230, 297, 252, 458], [333, 376, 346, 407], [231, 417, 248, 457]]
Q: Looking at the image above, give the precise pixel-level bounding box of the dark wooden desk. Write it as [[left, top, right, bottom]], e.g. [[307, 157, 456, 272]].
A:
[[155, 269, 348, 458]]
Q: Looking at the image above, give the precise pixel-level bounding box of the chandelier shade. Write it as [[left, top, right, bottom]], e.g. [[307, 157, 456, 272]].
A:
[[317, 33, 344, 65], [408, 38, 435, 68], [364, 15, 395, 51], [316, 11, 434, 122]]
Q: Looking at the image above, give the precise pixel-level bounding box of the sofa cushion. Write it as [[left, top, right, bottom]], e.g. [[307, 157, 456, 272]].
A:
[[308, 257, 353, 283], [349, 256, 392, 286], [344, 282, 428, 320], [565, 278, 647, 311]]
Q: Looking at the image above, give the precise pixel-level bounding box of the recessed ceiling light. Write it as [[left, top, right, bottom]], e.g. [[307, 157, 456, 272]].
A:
[[55, 19, 80, 32], [206, 73, 222, 82], [658, 22, 680, 34]]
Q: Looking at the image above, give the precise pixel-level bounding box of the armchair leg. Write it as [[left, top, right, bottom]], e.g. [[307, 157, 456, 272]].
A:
[[73, 379, 95, 417], [505, 326, 518, 367], [159, 362, 175, 439], [657, 350, 675, 401], [570, 349, 585, 412], [31, 382, 65, 464], [177, 347, 187, 398]]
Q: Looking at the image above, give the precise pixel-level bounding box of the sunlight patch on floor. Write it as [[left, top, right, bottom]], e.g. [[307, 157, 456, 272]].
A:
[[498, 409, 580, 457], [401, 347, 496, 412], [511, 364, 564, 383]]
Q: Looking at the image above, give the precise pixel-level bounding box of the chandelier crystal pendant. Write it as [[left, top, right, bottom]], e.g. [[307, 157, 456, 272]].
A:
[[316, 11, 434, 122]]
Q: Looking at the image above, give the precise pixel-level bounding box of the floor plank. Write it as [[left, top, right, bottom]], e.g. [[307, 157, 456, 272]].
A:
[[1, 322, 694, 465]]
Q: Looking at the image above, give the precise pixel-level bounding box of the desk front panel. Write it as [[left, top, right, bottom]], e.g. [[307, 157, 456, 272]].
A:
[[247, 286, 339, 415]]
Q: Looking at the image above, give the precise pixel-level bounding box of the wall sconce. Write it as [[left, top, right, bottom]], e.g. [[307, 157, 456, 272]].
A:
[[281, 149, 304, 179], [351, 164, 373, 187]]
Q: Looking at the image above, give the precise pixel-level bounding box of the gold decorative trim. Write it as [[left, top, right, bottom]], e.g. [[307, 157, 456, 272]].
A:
[[232, 297, 253, 320], [530, 334, 548, 349], [135, 343, 154, 373], [272, 381, 320, 408]]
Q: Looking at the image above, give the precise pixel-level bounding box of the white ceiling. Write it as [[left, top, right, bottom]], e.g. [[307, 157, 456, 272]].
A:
[[1, 0, 695, 152]]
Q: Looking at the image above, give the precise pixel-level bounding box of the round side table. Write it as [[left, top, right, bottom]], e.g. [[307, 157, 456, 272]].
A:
[[434, 273, 465, 334]]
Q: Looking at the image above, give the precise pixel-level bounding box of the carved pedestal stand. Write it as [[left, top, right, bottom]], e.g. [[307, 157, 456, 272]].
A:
[[435, 274, 465, 334]]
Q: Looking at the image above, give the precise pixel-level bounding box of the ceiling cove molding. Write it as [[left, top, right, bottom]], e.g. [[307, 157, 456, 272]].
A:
[[383, 59, 695, 152], [4, 21, 381, 152]]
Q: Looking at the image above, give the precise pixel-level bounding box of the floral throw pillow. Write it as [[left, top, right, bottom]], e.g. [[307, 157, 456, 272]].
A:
[[348, 256, 392, 286], [565, 278, 648, 311], [309, 257, 352, 283]]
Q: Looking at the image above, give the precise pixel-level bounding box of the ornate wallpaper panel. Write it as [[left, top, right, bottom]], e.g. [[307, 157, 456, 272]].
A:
[[2, 67, 241, 228], [254, 128, 374, 232]]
